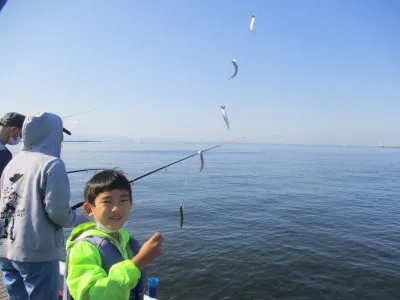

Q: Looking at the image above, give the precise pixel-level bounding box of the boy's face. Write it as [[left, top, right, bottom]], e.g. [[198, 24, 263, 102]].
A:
[[84, 189, 132, 231]]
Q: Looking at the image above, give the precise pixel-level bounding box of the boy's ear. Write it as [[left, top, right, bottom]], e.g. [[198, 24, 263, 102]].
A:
[[83, 202, 94, 217]]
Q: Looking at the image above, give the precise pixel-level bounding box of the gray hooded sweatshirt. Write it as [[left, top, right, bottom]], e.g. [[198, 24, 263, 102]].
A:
[[0, 112, 84, 262]]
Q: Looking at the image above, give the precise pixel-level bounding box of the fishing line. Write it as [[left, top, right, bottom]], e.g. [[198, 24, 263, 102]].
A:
[[61, 109, 96, 119]]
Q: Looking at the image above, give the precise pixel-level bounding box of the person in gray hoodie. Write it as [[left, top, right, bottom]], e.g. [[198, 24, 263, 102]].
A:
[[0, 112, 87, 300]]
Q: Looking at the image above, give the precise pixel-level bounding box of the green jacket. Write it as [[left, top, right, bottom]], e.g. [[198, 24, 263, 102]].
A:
[[66, 222, 142, 300]]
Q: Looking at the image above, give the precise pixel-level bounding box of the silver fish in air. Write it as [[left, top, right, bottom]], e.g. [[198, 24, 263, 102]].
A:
[[250, 13, 256, 35], [228, 57, 238, 79], [221, 105, 230, 130]]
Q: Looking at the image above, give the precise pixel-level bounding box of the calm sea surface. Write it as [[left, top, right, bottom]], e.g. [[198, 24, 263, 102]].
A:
[[11, 142, 400, 299]]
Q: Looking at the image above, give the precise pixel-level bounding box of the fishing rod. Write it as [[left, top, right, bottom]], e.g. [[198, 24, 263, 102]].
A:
[[62, 109, 96, 119], [67, 168, 106, 174], [129, 144, 220, 183], [70, 137, 245, 210]]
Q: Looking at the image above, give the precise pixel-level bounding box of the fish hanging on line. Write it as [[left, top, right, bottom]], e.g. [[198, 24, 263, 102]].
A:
[[228, 57, 238, 79], [179, 203, 184, 228], [250, 13, 256, 35], [221, 105, 230, 130], [199, 149, 204, 172]]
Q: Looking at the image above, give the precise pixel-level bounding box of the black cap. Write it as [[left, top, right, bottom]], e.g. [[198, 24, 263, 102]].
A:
[[0, 112, 26, 128], [63, 128, 71, 135]]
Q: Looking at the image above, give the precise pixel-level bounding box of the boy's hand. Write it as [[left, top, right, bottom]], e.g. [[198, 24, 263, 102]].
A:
[[132, 232, 163, 271]]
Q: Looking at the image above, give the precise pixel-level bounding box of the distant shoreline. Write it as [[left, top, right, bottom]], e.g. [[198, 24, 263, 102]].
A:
[[378, 146, 400, 149], [63, 140, 103, 143]]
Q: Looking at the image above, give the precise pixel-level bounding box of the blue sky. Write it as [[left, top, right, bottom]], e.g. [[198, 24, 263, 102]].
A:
[[1, 0, 399, 145]]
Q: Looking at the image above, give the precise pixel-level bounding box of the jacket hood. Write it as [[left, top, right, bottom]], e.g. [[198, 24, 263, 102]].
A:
[[21, 112, 64, 157]]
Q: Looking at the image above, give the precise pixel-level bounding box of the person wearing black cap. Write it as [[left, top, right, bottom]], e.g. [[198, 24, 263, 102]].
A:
[[0, 112, 26, 177], [0, 112, 87, 300]]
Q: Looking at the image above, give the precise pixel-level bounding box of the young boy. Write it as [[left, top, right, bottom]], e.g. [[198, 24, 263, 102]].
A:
[[65, 169, 163, 300]]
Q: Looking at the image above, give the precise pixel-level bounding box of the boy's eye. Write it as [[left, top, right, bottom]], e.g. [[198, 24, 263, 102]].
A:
[[102, 201, 111, 204], [121, 199, 129, 202]]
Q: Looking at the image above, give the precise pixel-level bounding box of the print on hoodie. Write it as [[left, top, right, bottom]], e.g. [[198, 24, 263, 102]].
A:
[[0, 173, 24, 240]]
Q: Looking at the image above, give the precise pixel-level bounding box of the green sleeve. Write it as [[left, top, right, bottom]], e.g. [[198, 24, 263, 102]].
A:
[[67, 241, 142, 300]]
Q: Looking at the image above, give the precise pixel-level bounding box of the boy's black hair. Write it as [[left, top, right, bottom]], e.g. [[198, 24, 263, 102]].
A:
[[84, 169, 132, 205]]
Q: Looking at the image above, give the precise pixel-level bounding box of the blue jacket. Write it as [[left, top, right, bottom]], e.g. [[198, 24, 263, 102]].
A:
[[0, 143, 12, 178]]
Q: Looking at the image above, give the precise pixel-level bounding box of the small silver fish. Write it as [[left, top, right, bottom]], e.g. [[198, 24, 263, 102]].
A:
[[179, 203, 184, 228], [228, 57, 238, 80], [250, 14, 256, 35], [221, 105, 230, 130], [199, 149, 204, 172]]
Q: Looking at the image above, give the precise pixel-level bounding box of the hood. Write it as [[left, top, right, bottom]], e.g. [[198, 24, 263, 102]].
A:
[[21, 112, 64, 157], [66, 222, 130, 252]]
